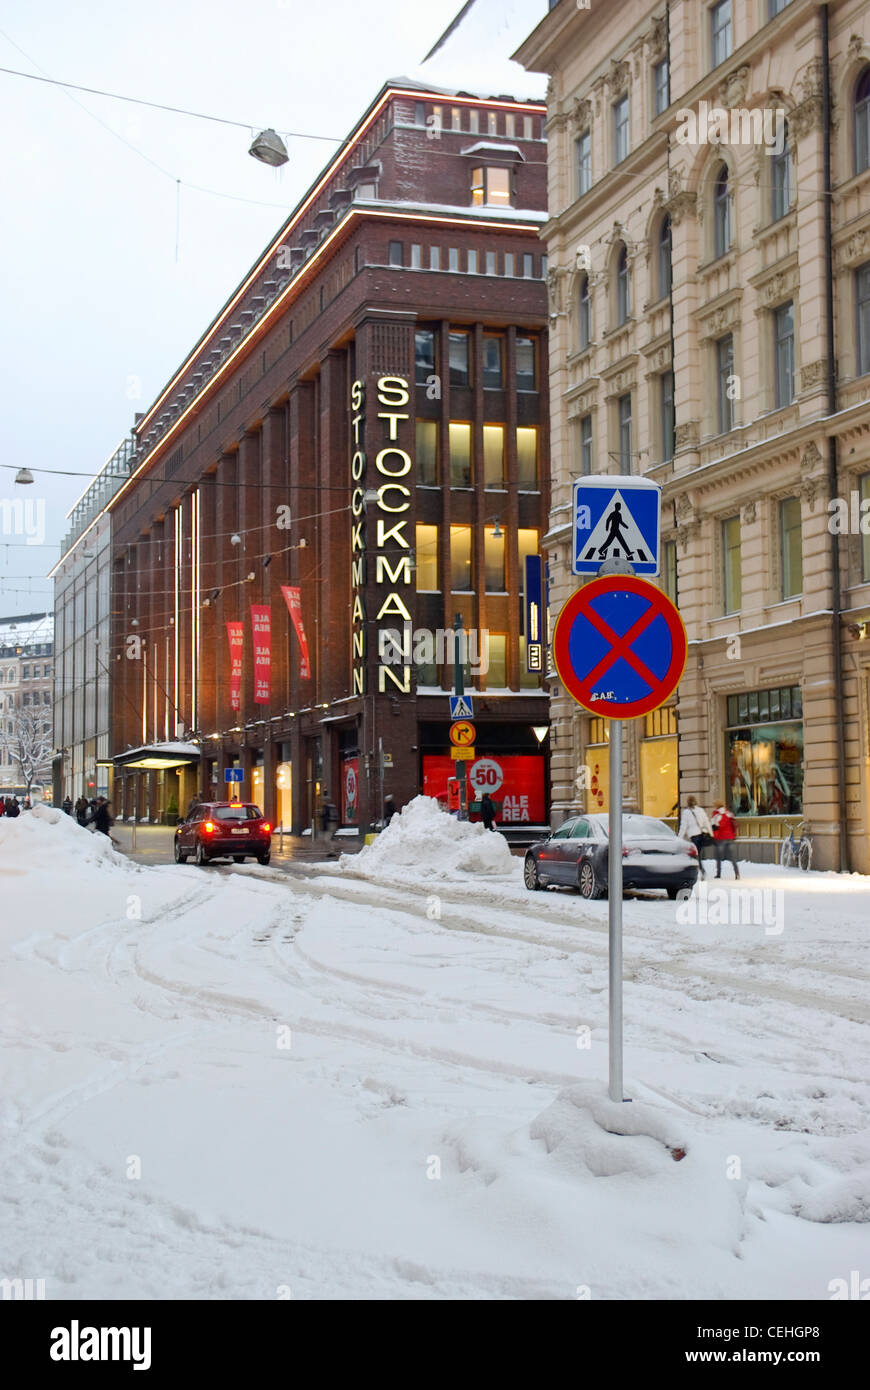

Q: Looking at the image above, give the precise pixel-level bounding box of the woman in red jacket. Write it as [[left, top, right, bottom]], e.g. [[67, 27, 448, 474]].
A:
[[711, 801, 740, 879]]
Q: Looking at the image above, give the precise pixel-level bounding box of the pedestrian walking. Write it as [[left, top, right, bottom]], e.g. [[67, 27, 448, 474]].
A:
[[711, 800, 740, 879], [319, 795, 339, 849], [383, 795, 397, 826], [74, 796, 89, 827], [5, 796, 20, 819], [480, 792, 497, 831], [678, 796, 713, 877], [62, 796, 73, 816], [92, 797, 118, 845]]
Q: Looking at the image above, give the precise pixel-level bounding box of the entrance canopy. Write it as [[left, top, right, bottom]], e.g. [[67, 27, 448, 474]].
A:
[[114, 742, 201, 771]]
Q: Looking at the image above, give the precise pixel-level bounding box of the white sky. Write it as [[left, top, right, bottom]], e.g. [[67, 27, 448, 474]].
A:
[[0, 0, 550, 617]]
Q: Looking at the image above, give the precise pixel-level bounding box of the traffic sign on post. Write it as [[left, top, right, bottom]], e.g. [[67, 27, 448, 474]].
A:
[[224, 768, 244, 783], [573, 476, 661, 576], [552, 574, 686, 719], [449, 720, 476, 747], [449, 693, 474, 719], [553, 571, 686, 1106]]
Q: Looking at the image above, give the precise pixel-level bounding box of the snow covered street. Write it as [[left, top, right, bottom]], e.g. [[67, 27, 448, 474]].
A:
[[2, 802, 868, 1300]]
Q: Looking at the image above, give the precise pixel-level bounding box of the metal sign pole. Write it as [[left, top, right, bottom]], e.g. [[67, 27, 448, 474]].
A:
[[608, 716, 624, 1103]]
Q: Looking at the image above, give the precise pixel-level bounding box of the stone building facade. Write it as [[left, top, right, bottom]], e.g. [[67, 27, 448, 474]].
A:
[[518, 0, 870, 871]]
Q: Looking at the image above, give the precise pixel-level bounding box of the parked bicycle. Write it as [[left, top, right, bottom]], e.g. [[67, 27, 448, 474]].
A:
[[780, 821, 812, 871]]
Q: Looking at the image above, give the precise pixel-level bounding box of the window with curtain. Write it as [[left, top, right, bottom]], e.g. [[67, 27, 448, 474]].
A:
[[484, 527, 506, 590], [716, 334, 734, 433], [711, 0, 732, 67], [771, 121, 791, 221], [660, 371, 675, 460], [780, 497, 803, 598], [517, 427, 538, 487], [415, 525, 439, 591], [580, 414, 593, 474], [450, 526, 472, 590], [722, 516, 742, 613], [578, 273, 591, 349], [613, 96, 629, 163], [618, 393, 632, 471], [483, 425, 505, 488], [449, 423, 472, 486], [774, 301, 795, 408]]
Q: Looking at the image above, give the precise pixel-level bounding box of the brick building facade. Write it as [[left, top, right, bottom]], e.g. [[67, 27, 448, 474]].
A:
[[106, 82, 551, 832]]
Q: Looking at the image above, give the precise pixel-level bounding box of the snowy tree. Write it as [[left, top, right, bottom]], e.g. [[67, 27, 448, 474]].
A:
[[1, 704, 53, 800]]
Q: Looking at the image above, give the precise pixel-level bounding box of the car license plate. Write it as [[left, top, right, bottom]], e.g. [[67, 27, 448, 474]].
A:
[[231, 828, 249, 835]]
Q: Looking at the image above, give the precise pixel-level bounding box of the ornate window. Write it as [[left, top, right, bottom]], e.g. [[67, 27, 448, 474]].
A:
[[615, 244, 630, 324], [578, 273, 591, 349], [713, 164, 731, 258], [658, 215, 672, 298], [771, 121, 791, 221], [856, 67, 870, 174]]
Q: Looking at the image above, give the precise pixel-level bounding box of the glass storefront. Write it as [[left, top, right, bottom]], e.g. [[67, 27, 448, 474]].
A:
[[725, 686, 803, 816]]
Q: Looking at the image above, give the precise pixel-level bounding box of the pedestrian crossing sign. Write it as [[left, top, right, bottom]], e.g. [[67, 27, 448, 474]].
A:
[[572, 476, 661, 576], [449, 694, 474, 719]]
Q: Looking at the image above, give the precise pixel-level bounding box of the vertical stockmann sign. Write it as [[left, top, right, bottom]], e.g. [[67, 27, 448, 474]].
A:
[[350, 374, 414, 696], [524, 553, 544, 674]]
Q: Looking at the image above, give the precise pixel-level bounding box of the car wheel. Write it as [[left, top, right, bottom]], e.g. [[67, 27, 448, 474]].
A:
[[578, 859, 604, 899], [523, 854, 541, 891], [256, 851, 271, 866], [667, 881, 696, 900], [173, 839, 188, 864], [194, 840, 209, 866]]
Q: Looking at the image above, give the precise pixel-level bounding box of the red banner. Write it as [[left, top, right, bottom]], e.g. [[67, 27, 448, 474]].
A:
[[423, 755, 547, 824], [250, 605, 271, 704], [281, 585, 311, 679], [226, 622, 244, 711]]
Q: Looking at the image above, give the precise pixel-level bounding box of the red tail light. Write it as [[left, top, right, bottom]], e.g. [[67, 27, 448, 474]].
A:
[[203, 820, 216, 833], [261, 823, 271, 834], [687, 845, 698, 858]]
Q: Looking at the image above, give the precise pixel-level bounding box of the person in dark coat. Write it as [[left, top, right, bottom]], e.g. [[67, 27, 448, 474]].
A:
[[480, 792, 497, 831], [5, 796, 20, 818], [62, 796, 73, 816], [92, 798, 115, 839], [383, 796, 397, 826], [74, 797, 89, 826]]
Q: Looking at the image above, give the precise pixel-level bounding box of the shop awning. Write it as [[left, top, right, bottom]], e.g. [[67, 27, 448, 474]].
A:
[[113, 742, 201, 771]]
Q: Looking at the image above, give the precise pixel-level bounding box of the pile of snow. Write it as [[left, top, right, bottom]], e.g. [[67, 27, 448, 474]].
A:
[[344, 795, 515, 880], [0, 802, 121, 872]]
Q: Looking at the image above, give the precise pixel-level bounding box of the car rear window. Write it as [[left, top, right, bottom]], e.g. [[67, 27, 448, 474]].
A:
[[213, 805, 261, 821], [600, 816, 676, 839]]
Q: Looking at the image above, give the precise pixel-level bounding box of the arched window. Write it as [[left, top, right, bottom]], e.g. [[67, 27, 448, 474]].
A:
[[616, 244, 630, 324], [658, 215, 672, 298], [578, 274, 591, 349], [771, 120, 791, 220], [855, 67, 870, 174], [713, 164, 731, 258]]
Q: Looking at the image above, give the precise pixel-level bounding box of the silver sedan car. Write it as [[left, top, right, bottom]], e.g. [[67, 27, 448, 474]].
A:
[[524, 813, 700, 899]]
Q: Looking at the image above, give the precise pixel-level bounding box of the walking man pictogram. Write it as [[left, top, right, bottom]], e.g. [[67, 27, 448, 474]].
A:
[[598, 502, 634, 560]]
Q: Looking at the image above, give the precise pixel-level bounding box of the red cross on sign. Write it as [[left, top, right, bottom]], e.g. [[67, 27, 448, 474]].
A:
[[553, 574, 687, 719]]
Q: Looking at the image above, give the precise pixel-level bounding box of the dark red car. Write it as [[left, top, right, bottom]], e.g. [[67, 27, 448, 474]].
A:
[[174, 801, 272, 866]]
